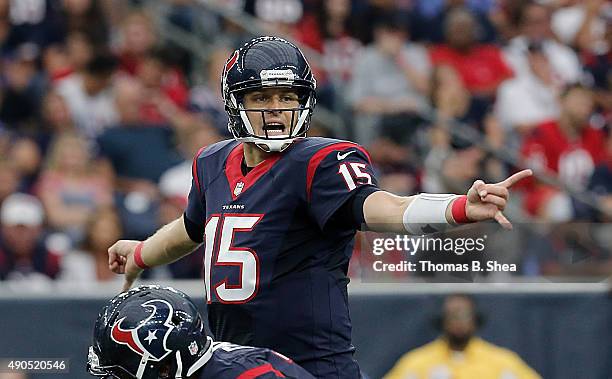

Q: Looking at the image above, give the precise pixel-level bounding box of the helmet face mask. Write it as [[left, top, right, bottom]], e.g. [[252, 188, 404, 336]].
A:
[[222, 36, 317, 152], [87, 286, 214, 379]]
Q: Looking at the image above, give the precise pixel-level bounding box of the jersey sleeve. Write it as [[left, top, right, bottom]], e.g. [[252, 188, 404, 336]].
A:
[[306, 143, 379, 230], [184, 148, 206, 242]]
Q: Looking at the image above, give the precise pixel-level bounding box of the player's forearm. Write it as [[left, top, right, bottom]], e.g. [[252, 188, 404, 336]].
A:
[[139, 216, 200, 267], [363, 191, 457, 233]]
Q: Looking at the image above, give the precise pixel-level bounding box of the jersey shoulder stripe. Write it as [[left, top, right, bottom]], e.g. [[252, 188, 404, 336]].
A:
[[285, 137, 356, 162], [304, 140, 371, 200]]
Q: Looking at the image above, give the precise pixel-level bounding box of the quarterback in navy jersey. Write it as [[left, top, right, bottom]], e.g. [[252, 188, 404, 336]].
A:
[[87, 285, 314, 379], [108, 37, 532, 378]]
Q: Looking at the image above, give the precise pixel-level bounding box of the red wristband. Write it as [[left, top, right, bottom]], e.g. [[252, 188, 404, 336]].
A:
[[451, 195, 471, 224], [133, 241, 149, 270]]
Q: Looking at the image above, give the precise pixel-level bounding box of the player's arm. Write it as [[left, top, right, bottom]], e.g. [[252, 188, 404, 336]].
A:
[[108, 215, 200, 291], [308, 143, 531, 234], [109, 148, 207, 292], [363, 170, 533, 234]]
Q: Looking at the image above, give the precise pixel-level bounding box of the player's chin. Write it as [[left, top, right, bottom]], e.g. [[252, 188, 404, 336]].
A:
[[266, 131, 290, 138]]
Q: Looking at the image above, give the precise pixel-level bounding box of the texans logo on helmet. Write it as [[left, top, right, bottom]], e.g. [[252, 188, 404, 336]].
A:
[[222, 50, 239, 95], [110, 299, 175, 361], [225, 50, 239, 72]]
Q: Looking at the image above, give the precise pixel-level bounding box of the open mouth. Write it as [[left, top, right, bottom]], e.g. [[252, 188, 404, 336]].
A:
[[262, 122, 289, 137], [263, 122, 285, 132]]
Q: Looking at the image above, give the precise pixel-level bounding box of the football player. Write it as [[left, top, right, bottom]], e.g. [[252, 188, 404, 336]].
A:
[[87, 285, 315, 378], [108, 36, 531, 378]]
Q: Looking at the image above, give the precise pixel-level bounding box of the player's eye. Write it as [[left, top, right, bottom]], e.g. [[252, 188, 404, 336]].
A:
[[249, 93, 266, 103], [281, 95, 298, 103]]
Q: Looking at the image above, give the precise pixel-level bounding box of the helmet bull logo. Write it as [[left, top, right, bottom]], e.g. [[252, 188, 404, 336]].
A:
[[111, 299, 175, 361]]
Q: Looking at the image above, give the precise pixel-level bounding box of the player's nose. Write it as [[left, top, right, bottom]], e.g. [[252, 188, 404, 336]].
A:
[[266, 96, 284, 113]]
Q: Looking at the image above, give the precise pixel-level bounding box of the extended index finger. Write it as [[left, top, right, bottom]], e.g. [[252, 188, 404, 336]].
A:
[[497, 169, 533, 188], [108, 244, 118, 265], [122, 279, 133, 293]]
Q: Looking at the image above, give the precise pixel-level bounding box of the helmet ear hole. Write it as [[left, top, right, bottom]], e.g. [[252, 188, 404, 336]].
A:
[[171, 313, 182, 326], [158, 361, 171, 379], [297, 89, 310, 104]]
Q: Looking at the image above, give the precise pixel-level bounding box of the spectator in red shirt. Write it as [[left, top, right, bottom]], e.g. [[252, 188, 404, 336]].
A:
[[521, 84, 607, 220], [135, 47, 189, 125], [296, 0, 362, 86], [430, 7, 513, 98], [116, 10, 158, 76]]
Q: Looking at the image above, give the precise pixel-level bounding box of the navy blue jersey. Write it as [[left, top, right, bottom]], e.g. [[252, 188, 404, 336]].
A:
[[199, 342, 315, 378], [185, 137, 378, 378]]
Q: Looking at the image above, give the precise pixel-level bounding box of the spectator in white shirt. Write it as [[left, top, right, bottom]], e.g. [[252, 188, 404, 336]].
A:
[[55, 53, 119, 138], [496, 41, 561, 135], [551, 0, 611, 54], [503, 1, 582, 85]]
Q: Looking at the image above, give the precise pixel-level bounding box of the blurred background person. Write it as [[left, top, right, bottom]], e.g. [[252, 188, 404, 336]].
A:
[[520, 84, 606, 221], [36, 90, 77, 155], [35, 132, 112, 246], [551, 0, 611, 55], [96, 78, 182, 241], [0, 43, 47, 133], [429, 7, 513, 100], [42, 30, 95, 83], [189, 44, 232, 135], [384, 294, 541, 379], [55, 52, 119, 138], [0, 160, 20, 207], [115, 10, 158, 75], [348, 14, 431, 145], [134, 46, 190, 125], [495, 40, 561, 138], [0, 0, 64, 52], [158, 123, 221, 216], [0, 193, 59, 282], [410, 0, 498, 43], [423, 65, 505, 194], [58, 206, 123, 284], [504, 0, 582, 85], [575, 4, 612, 115], [294, 0, 362, 110], [3, 135, 43, 193], [58, 0, 109, 47]]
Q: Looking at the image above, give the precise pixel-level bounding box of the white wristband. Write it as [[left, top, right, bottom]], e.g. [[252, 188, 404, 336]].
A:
[[402, 193, 458, 235]]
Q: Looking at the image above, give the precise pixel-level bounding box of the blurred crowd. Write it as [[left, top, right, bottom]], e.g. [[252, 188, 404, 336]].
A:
[[0, 0, 610, 285]]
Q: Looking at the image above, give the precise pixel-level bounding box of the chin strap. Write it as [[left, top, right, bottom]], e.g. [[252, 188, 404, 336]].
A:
[[136, 353, 150, 379], [175, 351, 183, 378]]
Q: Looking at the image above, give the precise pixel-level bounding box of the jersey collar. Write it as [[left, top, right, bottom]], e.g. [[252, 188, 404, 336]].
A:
[[225, 143, 282, 200]]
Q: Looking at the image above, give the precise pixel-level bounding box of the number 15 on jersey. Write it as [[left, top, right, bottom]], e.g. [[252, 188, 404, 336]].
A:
[[203, 214, 263, 304]]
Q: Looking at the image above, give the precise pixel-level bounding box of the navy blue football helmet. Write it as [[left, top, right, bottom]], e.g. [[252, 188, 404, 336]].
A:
[[222, 36, 317, 152], [87, 285, 213, 379]]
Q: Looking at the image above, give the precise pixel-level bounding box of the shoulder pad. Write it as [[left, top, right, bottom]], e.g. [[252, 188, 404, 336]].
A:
[[198, 139, 238, 159]]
